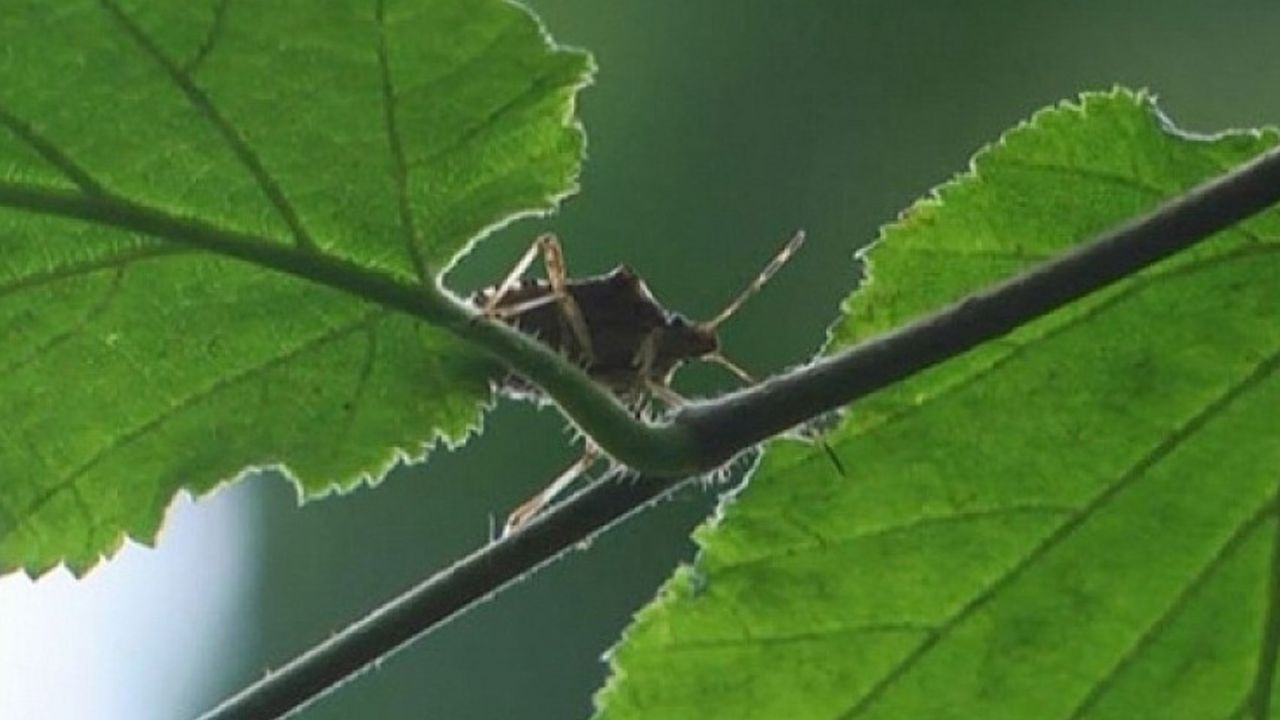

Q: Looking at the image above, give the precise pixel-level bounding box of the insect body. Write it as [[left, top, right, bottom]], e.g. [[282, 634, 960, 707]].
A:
[[476, 231, 807, 533], [476, 264, 713, 402]]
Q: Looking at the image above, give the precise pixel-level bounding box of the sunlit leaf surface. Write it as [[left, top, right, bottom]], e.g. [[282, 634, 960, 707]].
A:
[[596, 91, 1280, 720], [0, 0, 591, 575]]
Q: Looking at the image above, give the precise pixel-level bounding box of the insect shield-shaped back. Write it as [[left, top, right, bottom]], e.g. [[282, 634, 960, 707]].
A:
[[476, 264, 715, 399]]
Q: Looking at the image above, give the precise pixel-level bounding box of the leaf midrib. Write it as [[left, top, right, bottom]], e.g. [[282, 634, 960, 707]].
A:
[[0, 181, 444, 322]]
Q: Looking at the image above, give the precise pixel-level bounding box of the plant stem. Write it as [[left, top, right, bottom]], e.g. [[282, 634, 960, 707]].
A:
[[196, 142, 1280, 719], [198, 466, 681, 720]]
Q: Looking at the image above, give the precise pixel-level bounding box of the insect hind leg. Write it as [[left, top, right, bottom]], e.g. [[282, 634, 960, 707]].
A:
[[502, 444, 601, 536]]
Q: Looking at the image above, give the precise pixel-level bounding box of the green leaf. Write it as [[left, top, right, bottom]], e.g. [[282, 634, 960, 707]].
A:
[[595, 90, 1280, 719], [0, 0, 591, 575]]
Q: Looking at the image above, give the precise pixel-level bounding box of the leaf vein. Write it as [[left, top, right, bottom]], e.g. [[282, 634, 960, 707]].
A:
[[657, 622, 937, 654], [837, 342, 1280, 719], [1065, 495, 1276, 720], [15, 310, 385, 524], [2, 262, 128, 377], [181, 0, 231, 76], [409, 59, 571, 173], [374, 0, 426, 280], [995, 157, 1173, 200], [98, 0, 318, 251], [0, 104, 107, 195], [896, 246, 1055, 263], [715, 503, 1077, 577], [333, 318, 381, 449], [394, 13, 523, 113], [1246, 488, 1280, 719], [0, 243, 186, 301]]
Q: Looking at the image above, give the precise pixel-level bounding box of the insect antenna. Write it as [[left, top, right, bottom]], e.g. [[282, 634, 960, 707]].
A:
[[695, 230, 847, 478], [694, 228, 805, 390], [700, 230, 807, 331]]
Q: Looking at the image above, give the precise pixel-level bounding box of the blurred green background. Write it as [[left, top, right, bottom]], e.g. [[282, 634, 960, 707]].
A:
[[196, 2, 1280, 718]]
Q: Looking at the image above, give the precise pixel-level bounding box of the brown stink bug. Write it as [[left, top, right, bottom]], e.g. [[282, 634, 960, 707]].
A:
[[475, 231, 809, 533]]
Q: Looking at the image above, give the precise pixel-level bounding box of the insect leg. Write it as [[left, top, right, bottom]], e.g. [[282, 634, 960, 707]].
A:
[[539, 235, 596, 365], [503, 444, 601, 536], [485, 292, 559, 320], [632, 327, 660, 375], [632, 327, 681, 404], [645, 380, 687, 409], [704, 352, 756, 385], [479, 233, 553, 316], [479, 234, 595, 364]]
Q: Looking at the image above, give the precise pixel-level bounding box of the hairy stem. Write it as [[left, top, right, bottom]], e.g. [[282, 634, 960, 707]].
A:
[[199, 466, 676, 720]]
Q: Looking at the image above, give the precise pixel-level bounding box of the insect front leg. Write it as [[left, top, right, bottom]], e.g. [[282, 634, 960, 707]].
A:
[[626, 327, 683, 410], [539, 236, 596, 366], [479, 233, 551, 316], [480, 234, 596, 366], [629, 327, 686, 409]]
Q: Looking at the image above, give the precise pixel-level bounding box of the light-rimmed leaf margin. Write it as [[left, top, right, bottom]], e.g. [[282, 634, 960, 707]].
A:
[[0, 0, 593, 575], [595, 90, 1280, 719]]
